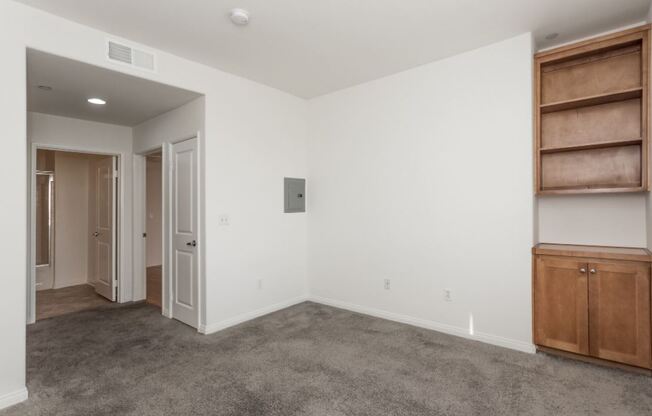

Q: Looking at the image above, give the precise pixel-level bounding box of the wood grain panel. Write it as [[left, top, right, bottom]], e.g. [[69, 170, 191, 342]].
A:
[[541, 47, 641, 104], [534, 26, 650, 194], [588, 262, 651, 368], [534, 256, 589, 355], [541, 145, 641, 190], [533, 244, 652, 262], [541, 99, 641, 149]]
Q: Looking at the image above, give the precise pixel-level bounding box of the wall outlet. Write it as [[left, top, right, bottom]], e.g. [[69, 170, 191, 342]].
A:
[[384, 279, 391, 290], [218, 214, 230, 226], [443, 289, 453, 302]]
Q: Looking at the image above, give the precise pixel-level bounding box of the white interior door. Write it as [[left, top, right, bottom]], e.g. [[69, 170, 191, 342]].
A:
[[92, 156, 117, 301], [171, 138, 199, 327]]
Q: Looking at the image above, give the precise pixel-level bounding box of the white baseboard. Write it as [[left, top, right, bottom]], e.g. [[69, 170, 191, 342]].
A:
[[0, 387, 28, 411], [309, 296, 535, 354], [199, 295, 309, 335]]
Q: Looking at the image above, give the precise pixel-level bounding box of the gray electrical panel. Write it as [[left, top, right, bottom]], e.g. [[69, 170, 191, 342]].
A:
[[284, 178, 305, 213]]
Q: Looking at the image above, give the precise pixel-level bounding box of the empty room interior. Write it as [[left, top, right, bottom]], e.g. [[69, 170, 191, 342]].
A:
[[2, 0, 652, 415]]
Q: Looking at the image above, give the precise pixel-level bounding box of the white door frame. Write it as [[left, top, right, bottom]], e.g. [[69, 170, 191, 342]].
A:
[[27, 143, 124, 324], [134, 133, 202, 329]]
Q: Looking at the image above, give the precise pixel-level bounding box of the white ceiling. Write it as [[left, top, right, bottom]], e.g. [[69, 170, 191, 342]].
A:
[[27, 49, 201, 126], [16, 0, 652, 98]]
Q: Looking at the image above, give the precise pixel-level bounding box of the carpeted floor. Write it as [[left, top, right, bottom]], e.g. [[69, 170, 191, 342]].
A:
[[2, 302, 652, 416]]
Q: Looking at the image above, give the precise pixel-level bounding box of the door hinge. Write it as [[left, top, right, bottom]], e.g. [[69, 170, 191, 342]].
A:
[[143, 233, 147, 238], [113, 170, 119, 178]]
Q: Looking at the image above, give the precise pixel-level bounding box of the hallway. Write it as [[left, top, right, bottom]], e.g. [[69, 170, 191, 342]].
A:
[[36, 284, 110, 320]]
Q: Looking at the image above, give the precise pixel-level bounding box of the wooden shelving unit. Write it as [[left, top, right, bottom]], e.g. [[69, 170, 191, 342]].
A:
[[534, 25, 651, 195], [540, 87, 643, 114], [540, 138, 643, 154]]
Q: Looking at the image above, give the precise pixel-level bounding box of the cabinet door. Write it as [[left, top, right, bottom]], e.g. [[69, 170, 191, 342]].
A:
[[588, 262, 651, 368], [534, 256, 589, 354]]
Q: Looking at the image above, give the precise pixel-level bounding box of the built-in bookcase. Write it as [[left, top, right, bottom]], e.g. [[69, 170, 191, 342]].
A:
[[534, 25, 650, 194]]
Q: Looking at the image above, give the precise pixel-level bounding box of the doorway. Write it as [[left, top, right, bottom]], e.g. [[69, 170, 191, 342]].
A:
[[26, 48, 204, 329], [145, 151, 163, 309], [137, 137, 200, 328], [31, 148, 119, 321]]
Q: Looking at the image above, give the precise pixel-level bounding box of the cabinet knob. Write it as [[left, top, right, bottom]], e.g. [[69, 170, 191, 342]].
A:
[[579, 268, 586, 273], [590, 269, 596, 274]]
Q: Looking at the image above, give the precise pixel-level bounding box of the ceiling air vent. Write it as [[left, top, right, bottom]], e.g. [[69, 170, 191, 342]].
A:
[[107, 39, 156, 72]]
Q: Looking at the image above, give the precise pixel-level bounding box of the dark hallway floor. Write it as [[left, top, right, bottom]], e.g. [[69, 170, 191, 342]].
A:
[[146, 265, 162, 308], [36, 284, 111, 320], [3, 302, 652, 415]]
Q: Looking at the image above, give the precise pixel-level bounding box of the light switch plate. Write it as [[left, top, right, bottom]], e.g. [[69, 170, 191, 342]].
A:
[[284, 177, 306, 213]]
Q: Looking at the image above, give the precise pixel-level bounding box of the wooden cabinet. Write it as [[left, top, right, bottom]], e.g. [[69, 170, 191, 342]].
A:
[[534, 257, 589, 355], [588, 261, 651, 368], [533, 244, 652, 370], [534, 25, 650, 194]]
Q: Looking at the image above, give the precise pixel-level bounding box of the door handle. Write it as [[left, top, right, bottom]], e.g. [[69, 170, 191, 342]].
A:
[[589, 268, 596, 274], [186, 240, 197, 247], [92, 232, 100, 237]]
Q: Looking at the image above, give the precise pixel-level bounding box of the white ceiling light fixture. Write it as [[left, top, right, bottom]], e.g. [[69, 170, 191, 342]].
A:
[[88, 97, 107, 105], [229, 8, 250, 26]]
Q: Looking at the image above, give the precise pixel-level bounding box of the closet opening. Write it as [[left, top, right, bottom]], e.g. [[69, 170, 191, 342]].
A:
[[145, 150, 163, 310]]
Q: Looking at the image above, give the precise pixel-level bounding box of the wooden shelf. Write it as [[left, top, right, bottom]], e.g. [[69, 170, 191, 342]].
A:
[[540, 88, 642, 114], [534, 25, 650, 194], [538, 185, 645, 195], [540, 138, 642, 154]]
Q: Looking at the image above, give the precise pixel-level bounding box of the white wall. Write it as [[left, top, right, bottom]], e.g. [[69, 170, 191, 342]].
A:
[[53, 152, 90, 288], [133, 90, 308, 330], [133, 97, 205, 154], [0, 1, 27, 406], [307, 34, 534, 351], [538, 194, 648, 247]]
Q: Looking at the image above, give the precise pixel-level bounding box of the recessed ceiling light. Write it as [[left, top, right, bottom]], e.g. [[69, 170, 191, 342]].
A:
[[545, 33, 559, 40], [88, 98, 107, 105], [37, 85, 52, 91], [230, 8, 250, 26]]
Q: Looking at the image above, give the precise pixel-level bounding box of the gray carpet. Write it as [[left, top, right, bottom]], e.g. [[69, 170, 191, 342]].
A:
[[2, 302, 651, 416]]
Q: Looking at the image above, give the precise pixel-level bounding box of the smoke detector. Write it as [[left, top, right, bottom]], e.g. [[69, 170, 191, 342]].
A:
[[230, 9, 250, 26]]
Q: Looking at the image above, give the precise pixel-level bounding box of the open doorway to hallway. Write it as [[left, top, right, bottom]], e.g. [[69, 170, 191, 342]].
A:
[[34, 149, 117, 320], [26, 48, 204, 326]]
